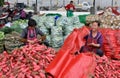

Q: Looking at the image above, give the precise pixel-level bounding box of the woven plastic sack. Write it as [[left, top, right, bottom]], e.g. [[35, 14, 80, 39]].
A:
[[64, 25, 75, 35], [114, 30, 120, 59], [72, 16, 80, 25], [56, 17, 68, 26], [60, 53, 96, 78], [78, 15, 89, 24], [32, 15, 41, 23], [46, 35, 52, 46], [46, 27, 90, 78], [67, 10, 74, 17], [44, 16, 55, 29], [51, 26, 63, 47], [39, 26, 49, 35], [99, 28, 116, 58], [46, 13, 62, 17]]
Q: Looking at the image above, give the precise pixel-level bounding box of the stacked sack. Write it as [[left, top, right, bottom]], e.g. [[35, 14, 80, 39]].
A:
[[114, 30, 120, 59], [32, 15, 85, 47], [101, 29, 117, 58], [51, 26, 63, 48], [99, 28, 120, 60], [86, 7, 120, 29]]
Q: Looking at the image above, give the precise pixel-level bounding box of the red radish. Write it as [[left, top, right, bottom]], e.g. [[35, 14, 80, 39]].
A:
[[0, 43, 56, 77], [39, 72, 45, 78], [95, 55, 120, 78]]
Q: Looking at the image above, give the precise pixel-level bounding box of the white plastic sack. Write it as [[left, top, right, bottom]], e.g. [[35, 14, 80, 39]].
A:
[[51, 26, 63, 47], [40, 26, 49, 35], [44, 16, 55, 28]]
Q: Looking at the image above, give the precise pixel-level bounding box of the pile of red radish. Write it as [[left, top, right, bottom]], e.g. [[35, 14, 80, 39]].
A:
[[95, 56, 120, 78], [0, 44, 56, 78]]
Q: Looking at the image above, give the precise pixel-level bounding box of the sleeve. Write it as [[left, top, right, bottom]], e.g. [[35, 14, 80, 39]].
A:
[[84, 35, 88, 46], [36, 28, 44, 36], [97, 34, 103, 47], [73, 5, 75, 10], [65, 4, 69, 10], [84, 35, 88, 41], [21, 29, 27, 38]]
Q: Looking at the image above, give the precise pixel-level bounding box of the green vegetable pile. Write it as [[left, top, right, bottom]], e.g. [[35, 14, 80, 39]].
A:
[[0, 31, 4, 53], [0, 31, 4, 40], [0, 14, 85, 48]]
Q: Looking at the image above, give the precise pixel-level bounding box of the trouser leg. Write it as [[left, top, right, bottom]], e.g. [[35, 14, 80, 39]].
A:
[[43, 41, 49, 47], [96, 49, 104, 57]]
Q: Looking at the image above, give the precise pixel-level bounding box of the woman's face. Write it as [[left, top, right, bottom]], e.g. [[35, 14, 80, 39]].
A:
[[28, 26, 35, 30], [91, 22, 99, 32]]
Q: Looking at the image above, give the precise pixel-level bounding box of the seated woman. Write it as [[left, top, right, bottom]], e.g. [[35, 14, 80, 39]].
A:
[[80, 21, 104, 57], [20, 19, 49, 46]]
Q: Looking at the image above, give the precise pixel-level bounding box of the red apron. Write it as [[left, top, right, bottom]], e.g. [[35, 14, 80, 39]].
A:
[[83, 33, 101, 53], [26, 29, 37, 44]]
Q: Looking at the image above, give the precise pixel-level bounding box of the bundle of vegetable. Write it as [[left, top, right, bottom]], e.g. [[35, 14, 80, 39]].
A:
[[10, 24, 22, 33], [12, 19, 28, 29], [0, 27, 14, 34], [4, 31, 24, 52], [94, 55, 120, 78], [0, 31, 5, 53], [0, 31, 4, 40], [0, 43, 56, 78], [16, 20, 28, 29], [51, 26, 63, 47]]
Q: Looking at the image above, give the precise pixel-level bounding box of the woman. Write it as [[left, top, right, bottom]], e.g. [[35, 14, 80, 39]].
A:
[[20, 9, 26, 19], [20, 19, 49, 46], [80, 21, 104, 57]]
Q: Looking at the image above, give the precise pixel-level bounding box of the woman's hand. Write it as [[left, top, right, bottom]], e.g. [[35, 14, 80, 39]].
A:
[[88, 43, 100, 48], [27, 40, 35, 44], [87, 43, 94, 46], [38, 38, 42, 42], [88, 43, 95, 46]]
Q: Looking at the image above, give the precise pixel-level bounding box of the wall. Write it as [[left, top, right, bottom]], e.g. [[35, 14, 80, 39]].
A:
[[5, 0, 120, 9]]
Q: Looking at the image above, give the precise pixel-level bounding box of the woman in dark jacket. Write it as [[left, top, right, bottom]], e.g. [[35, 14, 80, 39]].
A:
[[80, 21, 104, 57]]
